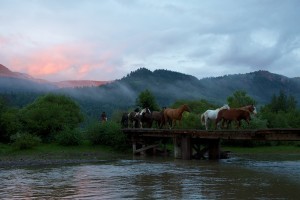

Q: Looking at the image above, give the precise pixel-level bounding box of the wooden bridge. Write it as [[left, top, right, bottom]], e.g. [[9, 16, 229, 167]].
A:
[[122, 128, 300, 160]]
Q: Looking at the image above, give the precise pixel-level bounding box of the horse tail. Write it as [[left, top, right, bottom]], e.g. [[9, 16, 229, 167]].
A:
[[200, 113, 205, 125]]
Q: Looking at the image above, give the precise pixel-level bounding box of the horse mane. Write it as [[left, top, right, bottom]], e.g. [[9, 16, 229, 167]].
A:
[[239, 104, 257, 114]]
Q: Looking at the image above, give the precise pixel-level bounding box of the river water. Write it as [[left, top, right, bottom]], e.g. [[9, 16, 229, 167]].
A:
[[0, 154, 299, 199]]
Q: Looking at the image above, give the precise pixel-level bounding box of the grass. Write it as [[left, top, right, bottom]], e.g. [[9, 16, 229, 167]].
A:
[[0, 142, 131, 161], [223, 145, 300, 154]]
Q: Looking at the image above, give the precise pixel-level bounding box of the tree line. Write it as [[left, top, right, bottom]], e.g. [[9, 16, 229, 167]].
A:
[[0, 89, 299, 150]]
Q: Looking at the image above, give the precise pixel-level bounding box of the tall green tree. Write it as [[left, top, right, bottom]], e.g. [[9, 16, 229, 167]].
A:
[[227, 90, 256, 108], [136, 89, 160, 111], [260, 91, 300, 128], [19, 94, 84, 142], [268, 90, 297, 113]]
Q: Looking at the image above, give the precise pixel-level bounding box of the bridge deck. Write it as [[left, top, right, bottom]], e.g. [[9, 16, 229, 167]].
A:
[[122, 128, 300, 141]]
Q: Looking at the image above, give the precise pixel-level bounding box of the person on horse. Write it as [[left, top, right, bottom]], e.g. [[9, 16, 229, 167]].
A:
[[101, 111, 108, 122]]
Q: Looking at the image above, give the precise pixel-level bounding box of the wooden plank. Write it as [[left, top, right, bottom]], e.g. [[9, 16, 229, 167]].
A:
[[123, 128, 300, 141], [134, 144, 159, 154]]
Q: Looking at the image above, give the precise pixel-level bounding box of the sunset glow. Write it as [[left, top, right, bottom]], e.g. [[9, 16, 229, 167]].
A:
[[1, 0, 300, 81]]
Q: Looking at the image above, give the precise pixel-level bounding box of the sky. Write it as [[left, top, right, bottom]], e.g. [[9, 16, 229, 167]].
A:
[[1, 0, 300, 82]]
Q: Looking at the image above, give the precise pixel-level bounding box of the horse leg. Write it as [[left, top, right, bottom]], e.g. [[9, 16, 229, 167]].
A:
[[168, 119, 173, 129], [215, 118, 220, 129], [205, 118, 209, 130]]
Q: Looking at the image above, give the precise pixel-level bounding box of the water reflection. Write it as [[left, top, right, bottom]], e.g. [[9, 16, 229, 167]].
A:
[[0, 155, 299, 199]]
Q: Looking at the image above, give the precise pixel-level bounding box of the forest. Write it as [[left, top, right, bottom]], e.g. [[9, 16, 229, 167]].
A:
[[0, 89, 299, 150]]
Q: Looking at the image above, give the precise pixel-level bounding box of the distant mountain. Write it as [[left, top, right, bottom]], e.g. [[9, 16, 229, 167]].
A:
[[1, 64, 300, 117], [0, 64, 37, 80], [198, 70, 300, 105], [99, 68, 300, 106], [0, 64, 110, 88]]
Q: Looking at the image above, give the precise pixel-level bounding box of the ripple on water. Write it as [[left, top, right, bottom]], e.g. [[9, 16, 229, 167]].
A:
[[0, 156, 299, 199]]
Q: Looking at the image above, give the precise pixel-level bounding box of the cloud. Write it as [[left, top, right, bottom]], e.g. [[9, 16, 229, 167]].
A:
[[1, 0, 300, 80]]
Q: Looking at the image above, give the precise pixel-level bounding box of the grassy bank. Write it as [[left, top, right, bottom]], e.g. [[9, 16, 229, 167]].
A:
[[0, 142, 131, 165], [223, 145, 300, 154]]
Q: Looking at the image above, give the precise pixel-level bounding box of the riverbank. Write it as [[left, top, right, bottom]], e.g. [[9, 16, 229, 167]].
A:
[[1, 143, 299, 168], [223, 145, 300, 154], [0, 143, 131, 168]]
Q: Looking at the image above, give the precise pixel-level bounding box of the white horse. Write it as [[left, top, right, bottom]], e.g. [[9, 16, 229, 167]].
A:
[[200, 104, 230, 130]]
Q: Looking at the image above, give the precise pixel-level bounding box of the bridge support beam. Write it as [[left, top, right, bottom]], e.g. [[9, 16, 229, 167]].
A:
[[173, 135, 192, 160], [208, 139, 220, 159], [181, 135, 191, 160], [173, 136, 182, 159]]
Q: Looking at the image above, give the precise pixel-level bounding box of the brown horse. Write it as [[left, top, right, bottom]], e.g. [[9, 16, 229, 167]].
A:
[[151, 110, 165, 128], [215, 104, 256, 129], [215, 108, 251, 129], [164, 104, 190, 128]]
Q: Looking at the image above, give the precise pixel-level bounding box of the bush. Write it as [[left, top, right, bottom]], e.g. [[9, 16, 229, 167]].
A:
[[55, 128, 82, 146], [174, 112, 202, 129], [10, 132, 41, 150], [19, 94, 84, 142], [86, 121, 127, 150], [0, 108, 21, 143]]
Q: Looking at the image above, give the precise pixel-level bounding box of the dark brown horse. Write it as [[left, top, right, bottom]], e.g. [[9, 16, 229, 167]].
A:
[[215, 105, 255, 129], [140, 108, 152, 128], [121, 112, 129, 128], [151, 110, 165, 128], [164, 104, 190, 128]]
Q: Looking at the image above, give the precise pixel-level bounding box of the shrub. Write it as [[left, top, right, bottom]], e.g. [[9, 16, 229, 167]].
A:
[[55, 128, 82, 146], [10, 132, 41, 150], [18, 94, 84, 142], [86, 121, 127, 150]]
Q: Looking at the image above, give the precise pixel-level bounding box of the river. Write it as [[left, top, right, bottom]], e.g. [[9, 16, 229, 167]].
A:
[[0, 153, 299, 199]]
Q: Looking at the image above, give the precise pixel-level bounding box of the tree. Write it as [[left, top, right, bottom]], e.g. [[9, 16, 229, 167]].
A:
[[0, 96, 21, 143], [136, 89, 160, 111], [260, 91, 300, 128], [19, 94, 84, 142], [268, 90, 297, 113], [227, 90, 256, 108]]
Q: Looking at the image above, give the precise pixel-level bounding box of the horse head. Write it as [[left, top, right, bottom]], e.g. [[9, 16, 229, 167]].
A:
[[220, 104, 230, 110], [182, 104, 191, 112], [251, 105, 257, 115], [140, 107, 151, 116], [244, 104, 257, 115]]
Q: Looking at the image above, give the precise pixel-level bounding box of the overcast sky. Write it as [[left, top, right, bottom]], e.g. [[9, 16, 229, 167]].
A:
[[1, 0, 300, 81]]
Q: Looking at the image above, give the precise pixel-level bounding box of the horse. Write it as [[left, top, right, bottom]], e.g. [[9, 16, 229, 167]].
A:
[[139, 107, 152, 128], [128, 108, 141, 128], [200, 104, 230, 130], [151, 110, 165, 128], [215, 104, 257, 129], [164, 104, 190, 128], [121, 112, 129, 128], [128, 107, 151, 128]]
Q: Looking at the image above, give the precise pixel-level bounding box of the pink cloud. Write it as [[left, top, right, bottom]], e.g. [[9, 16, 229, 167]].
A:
[[5, 42, 120, 81]]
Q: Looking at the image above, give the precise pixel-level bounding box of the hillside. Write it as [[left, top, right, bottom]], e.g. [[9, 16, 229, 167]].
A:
[[0, 64, 109, 88], [1, 65, 300, 117]]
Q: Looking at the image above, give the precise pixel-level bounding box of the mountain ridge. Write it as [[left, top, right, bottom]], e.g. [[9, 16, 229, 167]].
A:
[[1, 64, 300, 117], [0, 64, 110, 88]]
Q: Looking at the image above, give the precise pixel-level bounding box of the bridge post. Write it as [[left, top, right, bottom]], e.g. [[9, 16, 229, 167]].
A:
[[181, 135, 191, 160], [132, 140, 137, 153], [173, 136, 182, 159], [208, 139, 220, 159]]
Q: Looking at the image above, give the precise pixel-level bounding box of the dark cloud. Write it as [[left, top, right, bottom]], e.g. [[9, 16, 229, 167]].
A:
[[0, 0, 300, 80]]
